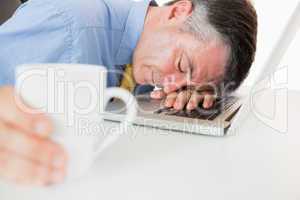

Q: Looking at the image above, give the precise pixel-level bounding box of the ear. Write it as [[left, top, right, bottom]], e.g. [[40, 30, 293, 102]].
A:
[[167, 0, 193, 23]]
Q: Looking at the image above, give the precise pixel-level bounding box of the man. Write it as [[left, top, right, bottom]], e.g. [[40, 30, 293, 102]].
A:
[[0, 0, 257, 185]]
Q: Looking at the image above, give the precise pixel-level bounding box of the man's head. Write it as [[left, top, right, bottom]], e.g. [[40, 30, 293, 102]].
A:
[[133, 0, 257, 93]]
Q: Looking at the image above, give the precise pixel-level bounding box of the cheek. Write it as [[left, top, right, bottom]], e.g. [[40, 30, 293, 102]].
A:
[[155, 47, 179, 76], [133, 31, 184, 84], [162, 73, 187, 88]]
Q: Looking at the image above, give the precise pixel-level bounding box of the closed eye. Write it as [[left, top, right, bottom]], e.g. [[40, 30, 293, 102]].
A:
[[182, 52, 194, 79], [178, 58, 184, 73]]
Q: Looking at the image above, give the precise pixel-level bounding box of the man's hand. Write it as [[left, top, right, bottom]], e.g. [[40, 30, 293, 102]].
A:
[[151, 87, 216, 110], [0, 86, 67, 186]]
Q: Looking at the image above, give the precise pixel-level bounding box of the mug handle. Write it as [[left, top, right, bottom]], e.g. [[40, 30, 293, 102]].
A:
[[93, 87, 138, 156]]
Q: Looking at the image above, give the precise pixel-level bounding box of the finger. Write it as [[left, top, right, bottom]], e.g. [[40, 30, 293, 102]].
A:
[[163, 84, 178, 94], [150, 90, 166, 99], [174, 90, 193, 110], [0, 86, 53, 138], [0, 148, 49, 185], [203, 94, 215, 109], [164, 92, 177, 108], [187, 91, 205, 111], [11, 112, 53, 138], [163, 78, 189, 94], [13, 97, 53, 138], [0, 149, 64, 186], [0, 122, 67, 171]]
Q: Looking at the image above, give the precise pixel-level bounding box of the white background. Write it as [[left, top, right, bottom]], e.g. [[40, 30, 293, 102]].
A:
[[157, 0, 300, 91]]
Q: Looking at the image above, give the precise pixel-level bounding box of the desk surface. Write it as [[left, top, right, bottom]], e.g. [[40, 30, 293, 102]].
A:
[[1, 90, 299, 200]]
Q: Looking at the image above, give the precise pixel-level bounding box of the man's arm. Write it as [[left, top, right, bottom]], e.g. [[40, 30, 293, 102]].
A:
[[0, 0, 73, 85], [0, 0, 73, 185], [0, 86, 67, 185]]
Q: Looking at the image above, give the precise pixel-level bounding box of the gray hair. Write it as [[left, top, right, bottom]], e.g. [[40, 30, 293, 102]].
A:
[[181, 1, 224, 44], [166, 0, 258, 92]]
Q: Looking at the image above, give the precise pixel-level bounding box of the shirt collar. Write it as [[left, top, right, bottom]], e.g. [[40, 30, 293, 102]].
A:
[[115, 0, 153, 65]]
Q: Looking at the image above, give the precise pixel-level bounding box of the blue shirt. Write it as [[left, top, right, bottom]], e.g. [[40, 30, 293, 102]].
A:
[[0, 0, 151, 89]]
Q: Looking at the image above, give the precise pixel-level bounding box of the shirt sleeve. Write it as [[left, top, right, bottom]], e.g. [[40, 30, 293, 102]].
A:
[[0, 0, 73, 86]]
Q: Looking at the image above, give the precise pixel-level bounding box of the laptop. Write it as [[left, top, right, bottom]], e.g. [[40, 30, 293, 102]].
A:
[[103, 3, 300, 136]]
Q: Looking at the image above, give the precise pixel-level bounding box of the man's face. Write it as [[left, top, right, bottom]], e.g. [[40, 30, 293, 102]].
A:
[[133, 26, 229, 93]]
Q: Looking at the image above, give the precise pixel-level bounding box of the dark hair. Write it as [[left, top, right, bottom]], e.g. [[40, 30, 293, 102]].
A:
[[166, 0, 258, 92]]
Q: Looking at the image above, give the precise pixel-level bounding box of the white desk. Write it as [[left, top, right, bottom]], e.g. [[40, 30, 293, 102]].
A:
[[1, 90, 299, 200]]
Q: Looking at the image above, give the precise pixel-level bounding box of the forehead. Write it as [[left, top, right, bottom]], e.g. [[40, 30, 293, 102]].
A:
[[181, 35, 229, 84]]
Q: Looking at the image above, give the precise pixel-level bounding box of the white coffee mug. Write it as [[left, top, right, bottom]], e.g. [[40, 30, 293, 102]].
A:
[[15, 64, 137, 180]]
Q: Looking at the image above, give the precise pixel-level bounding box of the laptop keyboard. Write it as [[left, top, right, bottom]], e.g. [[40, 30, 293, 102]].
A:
[[154, 96, 238, 120]]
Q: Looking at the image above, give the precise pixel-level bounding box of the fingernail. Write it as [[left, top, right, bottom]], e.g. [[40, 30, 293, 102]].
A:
[[173, 102, 178, 109], [165, 101, 171, 108], [204, 102, 212, 109], [151, 92, 160, 99], [174, 103, 182, 110], [35, 168, 48, 186], [164, 86, 171, 93], [34, 121, 48, 135], [37, 167, 48, 178], [53, 155, 65, 168], [51, 170, 65, 183], [35, 177, 47, 186], [187, 103, 194, 110], [35, 179, 46, 186]]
